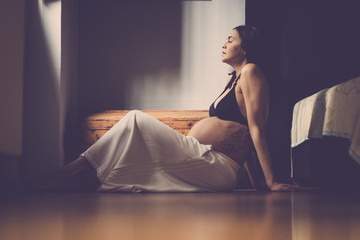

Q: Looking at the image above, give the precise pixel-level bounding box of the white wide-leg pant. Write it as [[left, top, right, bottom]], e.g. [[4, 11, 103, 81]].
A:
[[82, 110, 240, 192]]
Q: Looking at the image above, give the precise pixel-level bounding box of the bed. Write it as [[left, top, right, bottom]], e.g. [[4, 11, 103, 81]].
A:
[[291, 76, 360, 190]]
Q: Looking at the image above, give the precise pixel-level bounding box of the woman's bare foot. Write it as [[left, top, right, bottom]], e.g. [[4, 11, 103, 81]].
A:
[[61, 156, 101, 191]]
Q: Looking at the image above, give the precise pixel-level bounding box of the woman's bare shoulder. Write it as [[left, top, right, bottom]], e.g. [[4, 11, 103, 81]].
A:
[[241, 63, 264, 78], [239, 63, 267, 88]]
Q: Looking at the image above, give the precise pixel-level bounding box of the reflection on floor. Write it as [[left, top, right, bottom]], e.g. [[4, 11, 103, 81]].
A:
[[0, 191, 359, 240]]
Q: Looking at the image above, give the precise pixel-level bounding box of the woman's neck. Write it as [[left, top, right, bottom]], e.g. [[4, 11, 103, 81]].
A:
[[232, 60, 248, 78]]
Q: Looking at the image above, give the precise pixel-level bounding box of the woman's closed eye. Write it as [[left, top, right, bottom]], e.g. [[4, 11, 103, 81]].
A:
[[227, 36, 235, 43]]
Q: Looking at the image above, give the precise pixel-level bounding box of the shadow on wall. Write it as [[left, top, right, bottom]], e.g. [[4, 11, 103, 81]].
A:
[[78, 0, 182, 114], [280, 0, 360, 103], [247, 0, 360, 179]]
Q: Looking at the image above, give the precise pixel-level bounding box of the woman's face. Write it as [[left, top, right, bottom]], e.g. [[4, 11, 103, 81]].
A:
[[221, 29, 246, 65]]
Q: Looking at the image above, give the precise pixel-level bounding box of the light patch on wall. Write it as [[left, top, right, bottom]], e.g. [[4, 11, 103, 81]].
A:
[[77, 0, 245, 111], [180, 0, 245, 109], [125, 0, 245, 110], [37, 0, 61, 83]]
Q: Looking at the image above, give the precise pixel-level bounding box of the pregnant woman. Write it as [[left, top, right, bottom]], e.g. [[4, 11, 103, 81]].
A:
[[61, 25, 298, 192]]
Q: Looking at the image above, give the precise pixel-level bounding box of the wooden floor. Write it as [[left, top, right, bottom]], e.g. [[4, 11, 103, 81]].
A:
[[1, 191, 359, 240]]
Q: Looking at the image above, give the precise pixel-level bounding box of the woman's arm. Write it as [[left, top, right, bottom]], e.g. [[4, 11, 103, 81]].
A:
[[244, 150, 270, 190], [238, 64, 298, 191], [243, 151, 266, 190]]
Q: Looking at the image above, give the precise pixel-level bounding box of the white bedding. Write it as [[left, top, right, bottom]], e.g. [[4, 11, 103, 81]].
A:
[[291, 76, 360, 164]]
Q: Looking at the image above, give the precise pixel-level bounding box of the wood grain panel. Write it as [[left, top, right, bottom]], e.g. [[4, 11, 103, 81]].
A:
[[80, 110, 208, 151]]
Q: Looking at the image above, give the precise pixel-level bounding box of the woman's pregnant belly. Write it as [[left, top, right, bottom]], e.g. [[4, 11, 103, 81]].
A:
[[188, 117, 252, 165]]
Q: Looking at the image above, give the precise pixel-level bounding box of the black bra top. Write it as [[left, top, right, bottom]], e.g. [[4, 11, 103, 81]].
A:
[[209, 72, 248, 126]]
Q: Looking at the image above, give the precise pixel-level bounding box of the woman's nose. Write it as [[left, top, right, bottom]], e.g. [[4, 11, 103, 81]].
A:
[[222, 42, 226, 49]]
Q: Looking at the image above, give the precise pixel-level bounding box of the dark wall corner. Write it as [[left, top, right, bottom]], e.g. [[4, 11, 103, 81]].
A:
[[246, 0, 360, 179]]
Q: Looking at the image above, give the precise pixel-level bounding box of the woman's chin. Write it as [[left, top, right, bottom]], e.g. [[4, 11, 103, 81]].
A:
[[222, 59, 232, 66]]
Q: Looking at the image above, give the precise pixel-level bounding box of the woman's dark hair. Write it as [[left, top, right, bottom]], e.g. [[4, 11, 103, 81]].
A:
[[234, 25, 259, 64]]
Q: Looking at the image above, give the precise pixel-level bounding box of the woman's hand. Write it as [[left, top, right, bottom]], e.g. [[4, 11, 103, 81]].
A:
[[267, 181, 300, 192]]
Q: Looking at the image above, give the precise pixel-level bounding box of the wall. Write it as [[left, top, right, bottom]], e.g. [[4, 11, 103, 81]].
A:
[[0, 0, 25, 191], [61, 0, 79, 163], [78, 0, 245, 113], [246, 0, 360, 179], [22, 0, 62, 180], [0, 0, 25, 157], [179, 0, 245, 109]]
